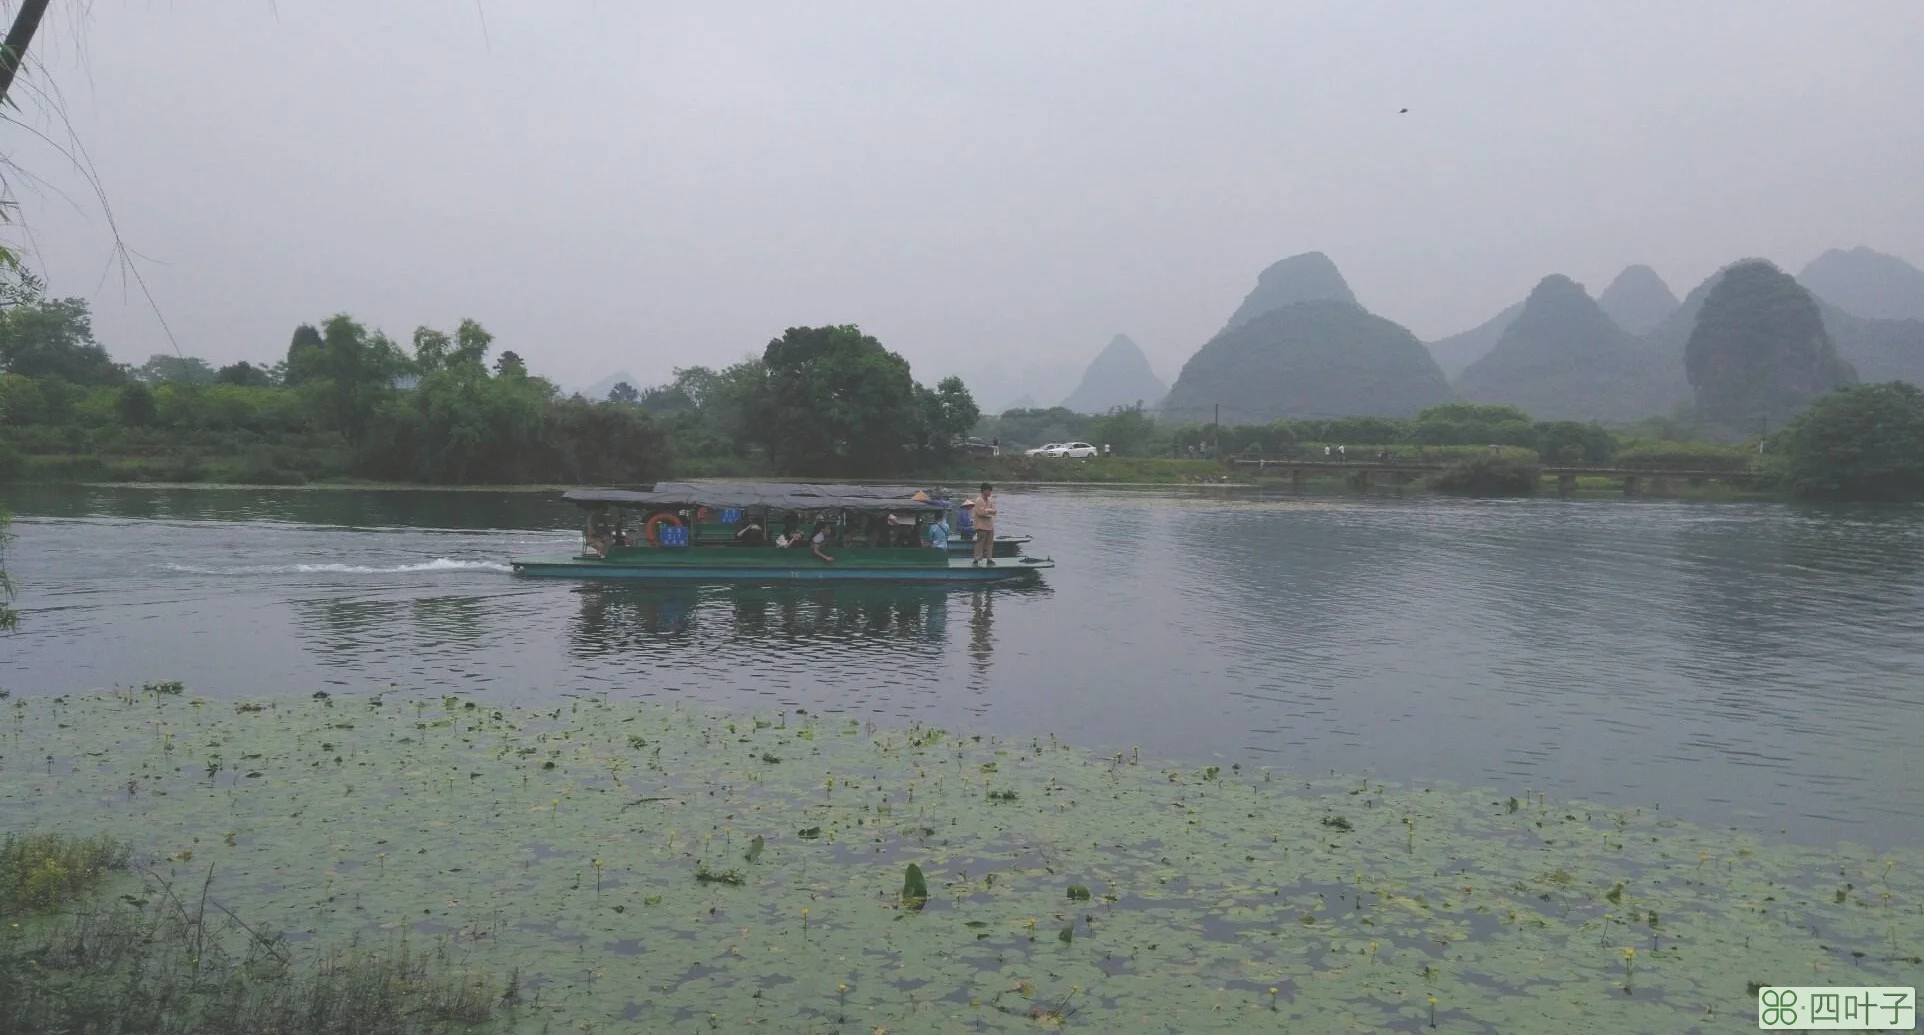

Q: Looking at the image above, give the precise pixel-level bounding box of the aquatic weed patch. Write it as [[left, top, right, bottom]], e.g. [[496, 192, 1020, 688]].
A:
[[2, 692, 1919, 1033], [0, 830, 131, 914]]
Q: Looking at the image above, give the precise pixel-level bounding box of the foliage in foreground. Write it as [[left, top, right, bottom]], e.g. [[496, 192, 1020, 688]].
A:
[[0, 901, 497, 1035], [0, 691, 1917, 1033], [0, 507, 15, 631], [1778, 381, 1924, 502], [0, 832, 129, 914], [0, 833, 497, 1035], [1428, 454, 1541, 496]]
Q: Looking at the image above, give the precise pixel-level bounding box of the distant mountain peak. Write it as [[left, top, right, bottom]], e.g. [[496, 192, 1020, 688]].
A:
[[1221, 252, 1358, 333], [1455, 274, 1662, 421], [1686, 259, 1855, 424], [1797, 246, 1924, 321], [580, 370, 642, 400], [1425, 300, 1524, 379], [1060, 334, 1167, 414], [1597, 264, 1679, 335], [1164, 299, 1449, 423]]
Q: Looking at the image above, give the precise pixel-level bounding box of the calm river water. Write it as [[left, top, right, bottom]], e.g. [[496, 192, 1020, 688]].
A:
[[3, 484, 1921, 848]]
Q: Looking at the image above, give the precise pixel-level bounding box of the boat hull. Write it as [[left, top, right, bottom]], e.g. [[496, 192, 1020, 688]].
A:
[[510, 552, 1050, 583], [944, 533, 1030, 557]]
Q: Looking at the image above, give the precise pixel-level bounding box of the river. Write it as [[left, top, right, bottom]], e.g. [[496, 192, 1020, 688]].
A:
[[3, 483, 1920, 848]]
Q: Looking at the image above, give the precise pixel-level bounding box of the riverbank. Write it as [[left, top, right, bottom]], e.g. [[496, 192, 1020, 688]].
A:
[[9, 454, 1784, 500], [4, 688, 1915, 1033]]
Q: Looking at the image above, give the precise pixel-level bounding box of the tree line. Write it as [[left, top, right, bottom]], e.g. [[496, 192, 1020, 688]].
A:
[[984, 401, 1627, 464], [0, 295, 979, 484]]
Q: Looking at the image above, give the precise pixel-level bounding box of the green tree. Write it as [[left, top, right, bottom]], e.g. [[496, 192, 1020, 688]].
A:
[[983, 407, 1091, 451], [407, 365, 548, 482], [134, 354, 217, 385], [309, 315, 406, 447], [606, 381, 640, 405], [757, 325, 922, 476], [411, 326, 453, 372], [450, 318, 494, 368], [493, 350, 527, 378], [0, 374, 48, 424], [283, 323, 326, 385], [536, 395, 672, 484], [116, 382, 158, 426], [0, 298, 124, 385], [1532, 420, 1615, 463], [1089, 402, 1157, 456], [214, 361, 275, 387], [1779, 381, 1924, 501], [914, 376, 981, 463], [639, 384, 698, 415], [1412, 402, 1537, 447]]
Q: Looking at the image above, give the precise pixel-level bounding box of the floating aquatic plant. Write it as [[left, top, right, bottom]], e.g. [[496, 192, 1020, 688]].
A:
[[0, 691, 1917, 1034]]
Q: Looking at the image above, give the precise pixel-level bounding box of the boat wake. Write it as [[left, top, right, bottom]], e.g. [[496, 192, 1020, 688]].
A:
[[163, 558, 513, 575]]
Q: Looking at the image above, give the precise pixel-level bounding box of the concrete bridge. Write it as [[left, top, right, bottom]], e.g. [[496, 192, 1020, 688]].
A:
[[1228, 456, 1763, 496]]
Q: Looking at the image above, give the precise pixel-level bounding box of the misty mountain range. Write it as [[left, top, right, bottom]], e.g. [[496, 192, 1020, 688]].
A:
[[1151, 246, 1924, 428], [579, 245, 1924, 428]]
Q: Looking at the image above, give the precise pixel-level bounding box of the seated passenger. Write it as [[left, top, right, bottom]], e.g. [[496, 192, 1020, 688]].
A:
[[887, 511, 917, 546], [735, 518, 767, 545]]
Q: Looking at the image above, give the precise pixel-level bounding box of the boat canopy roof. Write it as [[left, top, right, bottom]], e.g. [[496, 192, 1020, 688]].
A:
[[563, 481, 951, 514]]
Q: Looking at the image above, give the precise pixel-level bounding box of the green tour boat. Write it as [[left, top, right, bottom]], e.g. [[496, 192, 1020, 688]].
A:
[[510, 482, 1053, 583]]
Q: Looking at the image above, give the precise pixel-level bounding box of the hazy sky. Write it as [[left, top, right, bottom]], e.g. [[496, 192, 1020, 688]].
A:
[[7, 1, 1922, 400]]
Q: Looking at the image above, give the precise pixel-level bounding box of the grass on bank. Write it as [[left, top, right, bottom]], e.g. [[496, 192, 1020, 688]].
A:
[[0, 831, 500, 1035]]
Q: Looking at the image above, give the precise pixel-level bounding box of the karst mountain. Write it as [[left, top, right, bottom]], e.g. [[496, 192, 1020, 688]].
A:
[[1455, 275, 1660, 422], [1162, 253, 1450, 422], [1060, 334, 1168, 414]]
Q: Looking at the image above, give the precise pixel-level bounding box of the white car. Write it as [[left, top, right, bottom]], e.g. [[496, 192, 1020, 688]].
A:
[[1025, 442, 1064, 456], [1045, 442, 1099, 458]]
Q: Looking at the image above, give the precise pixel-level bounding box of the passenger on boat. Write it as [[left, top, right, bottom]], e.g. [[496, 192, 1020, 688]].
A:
[[810, 521, 835, 564], [926, 514, 949, 549], [734, 517, 767, 545], [887, 511, 918, 547]]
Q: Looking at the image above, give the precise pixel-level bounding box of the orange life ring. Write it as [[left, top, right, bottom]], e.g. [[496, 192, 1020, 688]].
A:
[[644, 512, 683, 545]]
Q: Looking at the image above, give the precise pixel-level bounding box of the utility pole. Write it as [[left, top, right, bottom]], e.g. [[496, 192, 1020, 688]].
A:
[[1759, 413, 1768, 454], [0, 0, 52, 109], [1214, 402, 1220, 457]]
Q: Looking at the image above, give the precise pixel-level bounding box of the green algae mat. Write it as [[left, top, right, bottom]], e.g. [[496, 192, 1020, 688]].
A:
[[2, 690, 1918, 1033]]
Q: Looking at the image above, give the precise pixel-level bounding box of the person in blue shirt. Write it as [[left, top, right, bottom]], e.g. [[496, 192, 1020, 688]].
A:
[[926, 514, 949, 549], [954, 501, 974, 538]]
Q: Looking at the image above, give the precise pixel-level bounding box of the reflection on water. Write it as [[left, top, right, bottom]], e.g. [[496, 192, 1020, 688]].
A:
[[2, 485, 1922, 848], [568, 584, 958, 661], [968, 590, 994, 681]]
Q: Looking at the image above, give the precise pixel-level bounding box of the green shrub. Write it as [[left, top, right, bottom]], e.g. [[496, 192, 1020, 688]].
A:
[[1612, 440, 1754, 470], [0, 832, 131, 915], [1779, 381, 1924, 501], [1429, 455, 1540, 496]]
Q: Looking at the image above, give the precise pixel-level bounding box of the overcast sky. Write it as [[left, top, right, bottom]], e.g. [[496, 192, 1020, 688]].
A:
[[6, 1, 1922, 400]]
